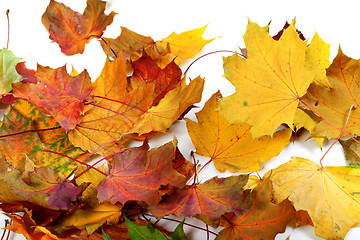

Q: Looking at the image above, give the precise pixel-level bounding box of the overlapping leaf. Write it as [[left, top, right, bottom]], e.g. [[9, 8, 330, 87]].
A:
[[150, 175, 252, 221], [99, 26, 155, 61], [96, 140, 187, 204], [3, 1, 359, 239], [340, 137, 360, 165], [68, 55, 154, 154], [100, 25, 213, 67], [57, 202, 123, 235], [0, 157, 84, 210], [219, 20, 315, 138], [301, 48, 360, 139], [128, 52, 182, 106], [41, 0, 116, 55], [157, 25, 215, 65], [13, 65, 93, 131], [124, 216, 168, 240], [216, 178, 295, 240], [268, 157, 360, 239], [0, 49, 22, 95], [69, 54, 203, 155], [0, 100, 83, 173], [186, 91, 292, 172]]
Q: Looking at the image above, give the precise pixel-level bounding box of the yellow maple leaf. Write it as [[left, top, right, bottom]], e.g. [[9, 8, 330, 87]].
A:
[[305, 32, 332, 88], [130, 76, 204, 135], [157, 25, 215, 65], [57, 202, 122, 235], [186, 91, 291, 173], [219, 19, 315, 138], [268, 157, 360, 239]]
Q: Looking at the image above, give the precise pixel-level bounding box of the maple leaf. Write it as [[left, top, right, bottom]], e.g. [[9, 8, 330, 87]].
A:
[[100, 26, 213, 67], [14, 100, 85, 172], [14, 164, 85, 210], [41, 0, 116, 55], [69, 54, 203, 155], [268, 157, 360, 239], [100, 26, 155, 61], [150, 175, 252, 221], [217, 178, 295, 240], [218, 20, 315, 138], [169, 220, 188, 240], [5, 213, 62, 240], [301, 48, 360, 139], [0, 156, 35, 204], [12, 65, 93, 131], [57, 202, 122, 235], [74, 164, 106, 205], [95, 140, 187, 204], [186, 91, 292, 173], [128, 52, 182, 106], [0, 107, 45, 169], [305, 32, 332, 88], [0, 48, 23, 95], [69, 56, 154, 155], [0, 156, 83, 210], [130, 76, 204, 135], [15, 62, 37, 84], [124, 216, 168, 240], [157, 25, 215, 65], [272, 21, 306, 41], [0, 100, 84, 173]]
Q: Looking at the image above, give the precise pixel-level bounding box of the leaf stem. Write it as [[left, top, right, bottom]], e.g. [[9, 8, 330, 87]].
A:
[[143, 213, 218, 236], [298, 98, 360, 145], [319, 104, 355, 167], [0, 219, 9, 240], [191, 151, 198, 185], [87, 34, 118, 58], [222, 215, 232, 225], [87, 102, 135, 126], [206, 224, 210, 240], [184, 50, 245, 76], [6, 10, 9, 49], [91, 95, 147, 113], [67, 139, 120, 181], [0, 126, 62, 138], [42, 149, 108, 177], [71, 152, 123, 183], [187, 157, 212, 185]]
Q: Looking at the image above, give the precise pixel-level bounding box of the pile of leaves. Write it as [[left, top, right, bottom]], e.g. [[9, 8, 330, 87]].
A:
[[2, 0, 360, 239]]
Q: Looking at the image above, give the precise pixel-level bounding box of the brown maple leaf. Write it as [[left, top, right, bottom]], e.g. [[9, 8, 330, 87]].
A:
[[128, 52, 182, 106], [42, 0, 116, 55], [217, 178, 296, 240], [150, 175, 252, 221]]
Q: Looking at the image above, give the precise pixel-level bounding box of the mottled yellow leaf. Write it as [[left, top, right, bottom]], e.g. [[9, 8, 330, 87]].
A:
[[268, 157, 360, 239]]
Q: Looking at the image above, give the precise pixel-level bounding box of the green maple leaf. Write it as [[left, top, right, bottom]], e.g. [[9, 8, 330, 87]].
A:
[[124, 216, 168, 240], [0, 48, 22, 95]]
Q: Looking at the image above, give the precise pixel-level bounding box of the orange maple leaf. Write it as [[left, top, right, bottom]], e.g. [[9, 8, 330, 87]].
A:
[[42, 0, 116, 55], [13, 65, 93, 131]]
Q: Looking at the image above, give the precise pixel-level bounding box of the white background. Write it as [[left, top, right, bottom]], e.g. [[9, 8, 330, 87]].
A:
[[1, 0, 360, 239]]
